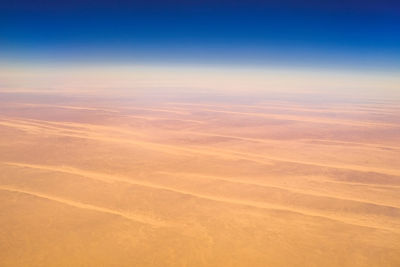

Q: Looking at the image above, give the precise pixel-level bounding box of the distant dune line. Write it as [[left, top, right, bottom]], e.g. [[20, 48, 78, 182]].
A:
[[299, 138, 400, 151], [0, 119, 185, 156], [0, 185, 168, 227], [173, 106, 398, 128], [0, 118, 275, 163], [119, 106, 190, 115], [199, 108, 399, 127], [167, 102, 365, 115], [2, 118, 400, 177], [157, 171, 400, 208], [2, 162, 399, 233], [13, 102, 188, 115], [178, 130, 400, 151], [188, 145, 400, 177], [316, 179, 400, 189], [167, 102, 400, 116], [0, 117, 146, 138], [16, 103, 120, 113], [121, 114, 204, 124], [6, 162, 399, 210], [187, 130, 400, 152]]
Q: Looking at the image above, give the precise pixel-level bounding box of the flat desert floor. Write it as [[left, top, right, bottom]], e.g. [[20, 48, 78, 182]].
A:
[[0, 92, 399, 266]]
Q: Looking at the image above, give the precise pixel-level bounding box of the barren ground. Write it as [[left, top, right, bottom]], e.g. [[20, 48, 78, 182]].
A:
[[1, 92, 399, 266]]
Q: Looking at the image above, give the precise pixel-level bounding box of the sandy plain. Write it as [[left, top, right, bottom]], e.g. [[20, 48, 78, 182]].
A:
[[0, 92, 399, 266]]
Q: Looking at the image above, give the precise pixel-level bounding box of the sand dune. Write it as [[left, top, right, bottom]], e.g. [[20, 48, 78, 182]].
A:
[[190, 108, 398, 127], [2, 118, 400, 177], [0, 93, 399, 266], [2, 161, 399, 232], [0, 185, 167, 227], [165, 102, 400, 126], [158, 171, 400, 207]]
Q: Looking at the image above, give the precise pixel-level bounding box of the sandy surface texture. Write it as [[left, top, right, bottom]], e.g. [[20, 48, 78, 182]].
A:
[[1, 92, 400, 266]]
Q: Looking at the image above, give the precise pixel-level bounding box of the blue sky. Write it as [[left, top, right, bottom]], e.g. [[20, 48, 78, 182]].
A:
[[1, 0, 400, 69]]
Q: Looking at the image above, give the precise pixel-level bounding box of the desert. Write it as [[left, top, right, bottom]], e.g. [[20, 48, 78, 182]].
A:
[[0, 91, 399, 266]]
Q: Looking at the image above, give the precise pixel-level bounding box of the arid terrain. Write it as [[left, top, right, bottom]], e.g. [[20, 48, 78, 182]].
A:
[[0, 91, 399, 266]]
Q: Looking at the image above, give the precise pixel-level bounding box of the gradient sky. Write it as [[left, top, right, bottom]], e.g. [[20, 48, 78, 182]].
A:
[[1, 0, 400, 69]]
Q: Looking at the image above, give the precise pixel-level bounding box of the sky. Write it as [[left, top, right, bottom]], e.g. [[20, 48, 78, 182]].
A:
[[1, 0, 400, 68], [1, 0, 399, 99]]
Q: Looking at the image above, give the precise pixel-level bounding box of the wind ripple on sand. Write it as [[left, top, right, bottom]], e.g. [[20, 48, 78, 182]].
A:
[[2, 118, 400, 177], [0, 185, 168, 227], [2, 162, 399, 233]]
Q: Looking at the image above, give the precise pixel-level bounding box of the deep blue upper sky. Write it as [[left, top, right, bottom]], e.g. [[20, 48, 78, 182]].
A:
[[1, 0, 400, 69]]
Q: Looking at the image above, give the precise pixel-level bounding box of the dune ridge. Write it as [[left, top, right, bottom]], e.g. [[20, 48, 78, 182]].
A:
[[0, 185, 168, 227], [1, 94, 399, 267]]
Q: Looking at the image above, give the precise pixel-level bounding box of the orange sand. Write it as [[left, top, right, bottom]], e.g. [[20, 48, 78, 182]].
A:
[[1, 92, 399, 266]]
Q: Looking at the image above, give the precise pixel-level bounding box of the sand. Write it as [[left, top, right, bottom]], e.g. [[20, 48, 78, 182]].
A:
[[0, 92, 399, 266]]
